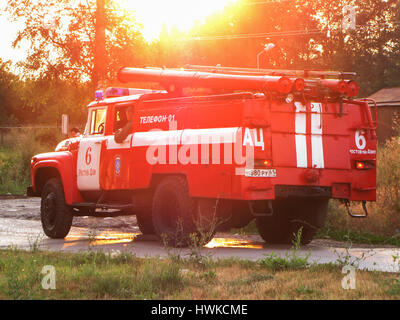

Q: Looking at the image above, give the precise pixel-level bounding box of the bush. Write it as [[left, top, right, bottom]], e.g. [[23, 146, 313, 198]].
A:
[[34, 128, 62, 146], [0, 130, 56, 194], [374, 137, 400, 229], [324, 136, 400, 238]]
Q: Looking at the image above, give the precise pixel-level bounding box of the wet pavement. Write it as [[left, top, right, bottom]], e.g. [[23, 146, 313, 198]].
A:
[[0, 197, 399, 273]]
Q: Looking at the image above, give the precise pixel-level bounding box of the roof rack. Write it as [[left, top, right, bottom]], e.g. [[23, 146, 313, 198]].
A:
[[117, 66, 360, 98]]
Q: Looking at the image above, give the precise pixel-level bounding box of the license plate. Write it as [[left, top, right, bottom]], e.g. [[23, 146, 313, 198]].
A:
[[245, 169, 277, 178]]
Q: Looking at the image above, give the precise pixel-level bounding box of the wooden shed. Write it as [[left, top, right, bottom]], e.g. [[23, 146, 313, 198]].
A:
[[368, 88, 400, 143]]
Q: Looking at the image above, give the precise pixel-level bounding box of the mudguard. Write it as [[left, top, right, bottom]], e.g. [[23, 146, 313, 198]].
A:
[[31, 151, 83, 205]]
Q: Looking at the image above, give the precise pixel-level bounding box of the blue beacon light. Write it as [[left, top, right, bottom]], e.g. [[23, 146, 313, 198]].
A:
[[95, 90, 104, 101]]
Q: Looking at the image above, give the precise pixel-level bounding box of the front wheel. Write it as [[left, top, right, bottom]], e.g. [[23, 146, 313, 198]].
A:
[[40, 178, 73, 239], [256, 198, 328, 245]]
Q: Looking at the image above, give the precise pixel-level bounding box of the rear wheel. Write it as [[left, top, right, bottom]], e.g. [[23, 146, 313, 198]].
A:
[[216, 201, 254, 231], [152, 176, 215, 247], [256, 198, 328, 245], [40, 178, 73, 239], [136, 210, 155, 235]]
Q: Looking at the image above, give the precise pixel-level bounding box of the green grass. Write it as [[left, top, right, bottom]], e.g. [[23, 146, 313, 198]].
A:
[[385, 279, 400, 297], [1, 248, 400, 300], [227, 273, 274, 286], [295, 285, 314, 295], [259, 228, 311, 272], [0, 249, 184, 299], [317, 227, 400, 247], [0, 148, 30, 194], [260, 252, 310, 272], [0, 129, 61, 195]]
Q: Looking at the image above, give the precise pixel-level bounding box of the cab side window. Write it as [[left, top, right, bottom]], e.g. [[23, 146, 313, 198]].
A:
[[90, 108, 106, 135], [114, 105, 134, 144], [114, 107, 128, 133]]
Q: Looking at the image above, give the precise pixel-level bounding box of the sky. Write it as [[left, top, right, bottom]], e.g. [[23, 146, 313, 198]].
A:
[[0, 1, 27, 64], [0, 0, 237, 65], [119, 0, 237, 41]]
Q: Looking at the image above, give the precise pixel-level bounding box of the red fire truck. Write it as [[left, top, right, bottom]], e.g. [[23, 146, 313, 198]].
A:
[[28, 65, 377, 247]]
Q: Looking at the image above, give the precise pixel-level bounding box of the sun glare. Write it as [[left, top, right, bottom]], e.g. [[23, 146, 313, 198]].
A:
[[120, 0, 238, 41]]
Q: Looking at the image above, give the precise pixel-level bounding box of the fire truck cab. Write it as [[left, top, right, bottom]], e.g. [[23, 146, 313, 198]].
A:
[[28, 66, 377, 247]]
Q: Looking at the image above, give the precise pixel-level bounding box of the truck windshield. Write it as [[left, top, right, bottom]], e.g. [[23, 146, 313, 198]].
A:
[[90, 108, 106, 135]]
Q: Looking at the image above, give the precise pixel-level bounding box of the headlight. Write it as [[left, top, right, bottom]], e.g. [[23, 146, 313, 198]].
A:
[[55, 140, 70, 152]]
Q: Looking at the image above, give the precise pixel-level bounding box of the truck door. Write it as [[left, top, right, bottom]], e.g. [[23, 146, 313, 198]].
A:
[[77, 107, 107, 191], [99, 103, 133, 190]]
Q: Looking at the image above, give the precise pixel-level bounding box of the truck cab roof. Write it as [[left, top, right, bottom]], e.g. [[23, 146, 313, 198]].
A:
[[87, 88, 168, 108]]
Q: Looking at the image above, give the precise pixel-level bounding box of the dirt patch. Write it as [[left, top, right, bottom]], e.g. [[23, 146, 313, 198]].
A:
[[0, 195, 28, 200], [0, 197, 138, 232]]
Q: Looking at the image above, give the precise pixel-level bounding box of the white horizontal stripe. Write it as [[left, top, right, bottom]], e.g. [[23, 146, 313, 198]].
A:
[[131, 127, 239, 147], [106, 134, 132, 150], [181, 127, 239, 145], [132, 130, 183, 147]]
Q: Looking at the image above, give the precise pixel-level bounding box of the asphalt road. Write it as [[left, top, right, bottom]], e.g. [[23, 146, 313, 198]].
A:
[[0, 196, 399, 273]]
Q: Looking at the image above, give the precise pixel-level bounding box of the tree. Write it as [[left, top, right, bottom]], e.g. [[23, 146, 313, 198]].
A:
[[0, 60, 23, 126], [305, 0, 400, 95], [168, 0, 400, 96], [0, 58, 90, 125], [155, 0, 320, 69], [6, 0, 149, 84], [4, 0, 153, 125], [5, 0, 400, 100]]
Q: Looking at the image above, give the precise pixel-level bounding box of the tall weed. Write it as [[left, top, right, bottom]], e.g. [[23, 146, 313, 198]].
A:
[[0, 129, 59, 194], [325, 137, 400, 237]]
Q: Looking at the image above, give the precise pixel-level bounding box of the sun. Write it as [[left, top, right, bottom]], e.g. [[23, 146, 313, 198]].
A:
[[119, 0, 238, 41]]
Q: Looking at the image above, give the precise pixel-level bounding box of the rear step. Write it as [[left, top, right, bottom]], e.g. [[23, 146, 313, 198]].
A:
[[344, 200, 368, 218]]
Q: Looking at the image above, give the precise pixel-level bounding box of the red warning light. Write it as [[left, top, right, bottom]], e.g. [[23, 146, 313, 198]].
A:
[[264, 160, 272, 167], [356, 161, 365, 170]]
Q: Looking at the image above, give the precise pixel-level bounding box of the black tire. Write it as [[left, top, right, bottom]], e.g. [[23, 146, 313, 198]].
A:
[[216, 202, 254, 231], [152, 176, 215, 247], [256, 198, 328, 245], [136, 210, 155, 235], [40, 178, 73, 239]]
